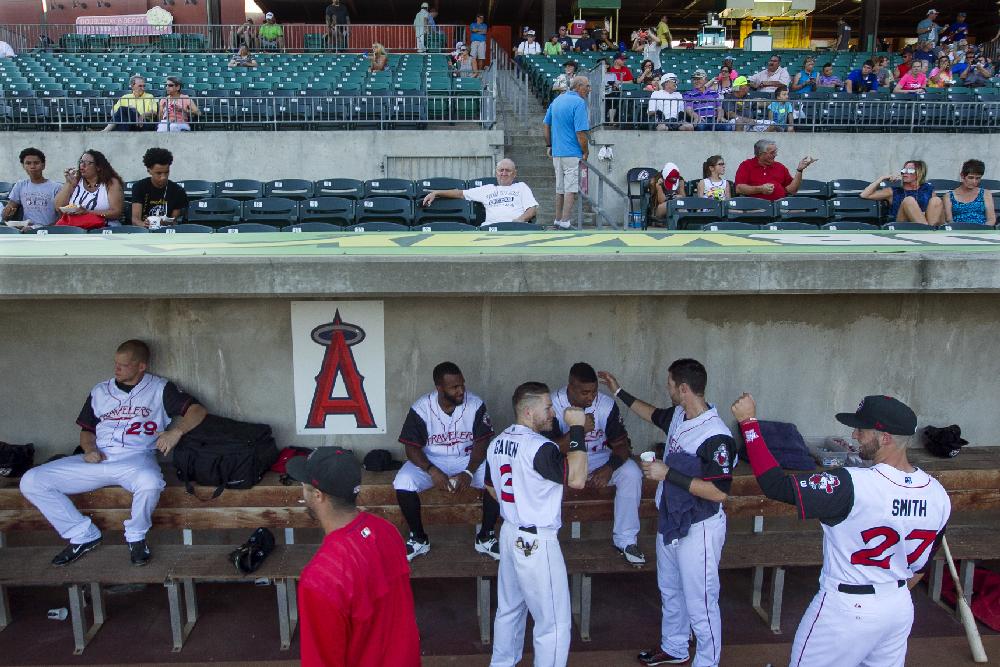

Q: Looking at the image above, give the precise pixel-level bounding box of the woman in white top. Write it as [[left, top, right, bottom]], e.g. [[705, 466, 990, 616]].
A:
[[53, 149, 125, 224], [696, 155, 732, 200]]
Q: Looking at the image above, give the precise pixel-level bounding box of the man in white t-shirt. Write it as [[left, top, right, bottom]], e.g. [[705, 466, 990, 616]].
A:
[[0, 41, 15, 58], [421, 159, 538, 225], [516, 30, 542, 56], [647, 73, 687, 131]]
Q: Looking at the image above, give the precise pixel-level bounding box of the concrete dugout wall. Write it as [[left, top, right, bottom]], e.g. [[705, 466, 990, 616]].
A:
[[2, 294, 996, 461]]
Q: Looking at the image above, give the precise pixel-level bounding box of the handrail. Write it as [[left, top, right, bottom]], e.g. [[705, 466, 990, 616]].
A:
[[575, 159, 629, 230], [490, 39, 531, 117]]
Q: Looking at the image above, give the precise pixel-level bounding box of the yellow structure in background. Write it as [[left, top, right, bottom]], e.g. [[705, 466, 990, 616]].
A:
[[739, 17, 811, 49]]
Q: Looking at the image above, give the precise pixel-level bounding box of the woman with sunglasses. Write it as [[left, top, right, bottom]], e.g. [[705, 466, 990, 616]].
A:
[[860, 160, 942, 225], [157, 77, 200, 132], [53, 150, 124, 229]]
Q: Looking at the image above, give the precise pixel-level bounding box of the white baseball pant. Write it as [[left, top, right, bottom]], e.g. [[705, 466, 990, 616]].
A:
[[789, 582, 913, 667], [19, 452, 165, 544], [588, 457, 642, 550], [655, 509, 726, 667], [490, 523, 571, 667], [392, 453, 486, 492]]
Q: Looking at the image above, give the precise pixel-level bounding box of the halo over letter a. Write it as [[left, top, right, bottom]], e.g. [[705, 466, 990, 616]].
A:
[[305, 310, 377, 429]]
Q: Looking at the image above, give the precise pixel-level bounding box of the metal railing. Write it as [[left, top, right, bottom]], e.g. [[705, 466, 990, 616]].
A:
[[576, 159, 628, 230], [592, 97, 1000, 132], [0, 92, 495, 131], [2, 23, 469, 54], [491, 40, 531, 117], [584, 62, 607, 130]]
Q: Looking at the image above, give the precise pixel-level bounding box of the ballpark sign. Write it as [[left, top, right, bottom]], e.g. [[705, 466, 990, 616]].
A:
[[291, 301, 387, 435]]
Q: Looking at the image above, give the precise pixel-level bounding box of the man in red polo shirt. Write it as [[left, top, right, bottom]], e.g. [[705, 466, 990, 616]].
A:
[[288, 447, 420, 667], [734, 139, 817, 201]]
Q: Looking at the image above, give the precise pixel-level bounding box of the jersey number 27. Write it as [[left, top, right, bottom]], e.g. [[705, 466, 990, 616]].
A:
[[850, 526, 939, 569]]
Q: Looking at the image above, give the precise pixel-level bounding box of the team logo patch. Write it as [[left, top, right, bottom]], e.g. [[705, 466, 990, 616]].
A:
[[806, 472, 840, 494], [713, 444, 730, 469]]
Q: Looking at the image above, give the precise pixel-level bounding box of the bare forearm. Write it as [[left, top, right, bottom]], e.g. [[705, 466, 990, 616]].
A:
[[169, 404, 206, 436], [467, 440, 487, 471], [406, 444, 433, 471], [689, 478, 727, 502], [516, 206, 537, 222], [566, 449, 588, 489], [79, 431, 98, 453]]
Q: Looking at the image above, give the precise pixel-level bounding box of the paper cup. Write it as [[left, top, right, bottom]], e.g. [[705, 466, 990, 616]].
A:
[[640, 451, 656, 463]]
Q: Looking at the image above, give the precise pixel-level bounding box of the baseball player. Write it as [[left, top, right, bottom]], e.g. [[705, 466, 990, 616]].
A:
[[393, 361, 498, 560], [544, 362, 645, 564], [731, 393, 951, 667], [485, 381, 588, 667], [19, 340, 206, 567], [601, 359, 735, 667]]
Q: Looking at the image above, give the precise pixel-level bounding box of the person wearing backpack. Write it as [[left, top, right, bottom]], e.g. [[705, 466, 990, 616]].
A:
[[19, 340, 206, 567]]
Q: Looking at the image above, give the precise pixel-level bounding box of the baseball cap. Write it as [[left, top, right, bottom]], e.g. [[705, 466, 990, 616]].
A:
[[285, 446, 362, 502], [693, 68, 707, 78], [927, 8, 938, 14], [264, 11, 274, 19], [835, 396, 917, 436], [662, 72, 678, 81], [420, 2, 429, 7], [455, 40, 465, 48], [732, 75, 749, 87], [527, 30, 536, 36]]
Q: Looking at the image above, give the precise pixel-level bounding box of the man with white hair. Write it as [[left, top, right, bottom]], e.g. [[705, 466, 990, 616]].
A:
[[734, 139, 816, 202], [544, 75, 591, 229], [421, 159, 538, 225]]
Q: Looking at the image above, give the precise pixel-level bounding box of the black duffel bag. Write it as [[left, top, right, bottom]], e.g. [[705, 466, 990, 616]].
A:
[[173, 414, 279, 498], [0, 442, 34, 478]]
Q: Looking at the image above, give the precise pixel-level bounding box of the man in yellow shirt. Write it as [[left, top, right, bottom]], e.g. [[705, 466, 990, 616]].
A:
[[259, 12, 285, 51], [656, 15, 673, 50], [102, 75, 157, 132]]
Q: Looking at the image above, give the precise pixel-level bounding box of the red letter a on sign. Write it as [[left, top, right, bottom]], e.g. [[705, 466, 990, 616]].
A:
[[305, 313, 377, 429]]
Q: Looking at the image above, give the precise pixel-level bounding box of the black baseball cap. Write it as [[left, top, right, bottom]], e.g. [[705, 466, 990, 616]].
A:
[[286, 446, 362, 502], [835, 395, 917, 436]]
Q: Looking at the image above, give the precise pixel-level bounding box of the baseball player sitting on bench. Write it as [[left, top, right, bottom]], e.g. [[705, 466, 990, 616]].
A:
[[20, 340, 207, 567], [544, 362, 645, 565], [731, 393, 950, 667], [393, 361, 499, 561]]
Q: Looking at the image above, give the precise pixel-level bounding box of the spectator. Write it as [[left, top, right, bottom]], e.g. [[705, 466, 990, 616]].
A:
[[594, 29, 615, 51], [469, 14, 488, 70], [696, 155, 732, 200], [632, 30, 662, 70], [0, 41, 15, 58], [102, 75, 157, 132], [845, 59, 879, 94], [917, 9, 940, 45], [914, 40, 936, 65], [942, 11, 969, 44], [928, 55, 955, 88], [427, 8, 439, 35], [575, 29, 597, 53], [552, 61, 579, 93], [682, 69, 726, 131], [228, 45, 258, 68], [259, 12, 284, 52], [647, 73, 685, 131], [894, 59, 927, 94], [894, 49, 914, 79], [656, 15, 673, 49], [2, 147, 62, 232], [647, 163, 685, 219], [816, 62, 842, 90], [369, 42, 388, 72], [722, 76, 759, 130], [790, 56, 818, 93], [556, 25, 574, 52], [734, 139, 816, 201], [53, 150, 125, 229], [636, 59, 659, 88], [288, 447, 421, 667], [413, 2, 430, 54], [960, 55, 995, 88], [874, 56, 895, 88], [421, 159, 538, 225], [720, 56, 739, 80], [453, 44, 477, 77], [130, 148, 188, 228], [516, 30, 542, 56], [709, 64, 734, 93], [860, 160, 941, 225], [944, 159, 995, 226], [157, 77, 199, 133], [231, 18, 255, 51], [748, 54, 790, 93], [325, 0, 350, 52], [544, 34, 563, 57], [543, 76, 591, 229], [835, 18, 851, 51], [607, 53, 634, 85], [767, 86, 794, 131]]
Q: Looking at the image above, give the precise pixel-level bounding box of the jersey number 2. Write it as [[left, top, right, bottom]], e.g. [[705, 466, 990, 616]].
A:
[[498, 463, 515, 503], [126, 421, 157, 436], [850, 527, 939, 569]]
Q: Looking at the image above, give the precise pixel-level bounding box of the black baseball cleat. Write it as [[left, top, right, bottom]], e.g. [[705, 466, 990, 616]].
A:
[[637, 648, 690, 665], [619, 543, 647, 565], [128, 539, 151, 567], [51, 537, 102, 567]]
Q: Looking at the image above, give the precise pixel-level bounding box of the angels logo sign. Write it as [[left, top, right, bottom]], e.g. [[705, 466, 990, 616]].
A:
[[291, 301, 387, 434], [806, 471, 841, 494]]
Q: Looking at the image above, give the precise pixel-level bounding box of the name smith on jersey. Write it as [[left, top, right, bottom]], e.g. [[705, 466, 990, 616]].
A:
[[891, 498, 928, 517]]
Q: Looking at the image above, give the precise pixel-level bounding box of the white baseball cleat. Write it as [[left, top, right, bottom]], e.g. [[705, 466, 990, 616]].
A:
[[619, 543, 646, 565], [474, 531, 500, 560], [405, 534, 430, 561]]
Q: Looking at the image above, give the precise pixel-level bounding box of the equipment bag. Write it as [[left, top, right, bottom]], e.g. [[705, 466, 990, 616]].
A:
[[229, 527, 276, 575], [172, 414, 279, 498], [0, 441, 34, 478]]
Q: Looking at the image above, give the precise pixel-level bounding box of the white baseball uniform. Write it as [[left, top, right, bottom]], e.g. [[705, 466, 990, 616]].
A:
[[652, 405, 736, 667], [739, 419, 951, 667], [393, 390, 494, 491], [549, 386, 642, 550], [485, 424, 573, 667], [19, 373, 196, 544]]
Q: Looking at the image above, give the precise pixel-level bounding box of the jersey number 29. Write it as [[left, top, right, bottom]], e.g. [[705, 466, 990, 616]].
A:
[[850, 526, 939, 569], [498, 463, 515, 503], [125, 421, 158, 436]]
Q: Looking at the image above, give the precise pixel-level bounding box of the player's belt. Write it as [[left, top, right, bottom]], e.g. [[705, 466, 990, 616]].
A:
[[518, 526, 537, 534], [837, 580, 905, 595]]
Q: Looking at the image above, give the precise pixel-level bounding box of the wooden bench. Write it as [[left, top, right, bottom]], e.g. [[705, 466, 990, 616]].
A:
[[1, 446, 997, 653]]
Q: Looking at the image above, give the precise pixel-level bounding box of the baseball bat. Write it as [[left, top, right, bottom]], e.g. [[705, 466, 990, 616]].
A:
[[941, 535, 988, 663]]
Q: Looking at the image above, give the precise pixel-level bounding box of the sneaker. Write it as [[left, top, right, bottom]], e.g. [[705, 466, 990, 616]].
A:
[[474, 532, 500, 560], [619, 543, 646, 565], [128, 539, 151, 567], [405, 533, 430, 562], [51, 537, 102, 567], [553, 219, 573, 230], [637, 648, 689, 665]]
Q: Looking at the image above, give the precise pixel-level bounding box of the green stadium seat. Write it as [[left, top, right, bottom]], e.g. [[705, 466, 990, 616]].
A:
[[297, 198, 355, 226]]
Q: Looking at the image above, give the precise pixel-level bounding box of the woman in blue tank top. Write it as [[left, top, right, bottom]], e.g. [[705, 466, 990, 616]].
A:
[[944, 159, 996, 226], [860, 159, 942, 225]]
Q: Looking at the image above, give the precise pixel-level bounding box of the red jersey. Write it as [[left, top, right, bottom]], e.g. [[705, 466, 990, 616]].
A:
[[298, 512, 420, 667], [734, 157, 794, 202], [608, 65, 634, 82]]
